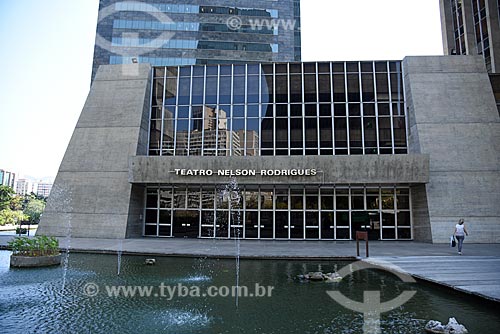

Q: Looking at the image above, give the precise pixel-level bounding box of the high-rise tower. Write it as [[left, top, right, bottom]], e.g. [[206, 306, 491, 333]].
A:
[[440, 0, 500, 72], [92, 0, 301, 80]]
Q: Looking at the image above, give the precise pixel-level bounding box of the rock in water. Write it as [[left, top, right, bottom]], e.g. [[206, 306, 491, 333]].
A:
[[446, 317, 468, 334], [425, 318, 468, 334], [308, 272, 325, 281], [425, 320, 446, 333], [145, 259, 156, 265]]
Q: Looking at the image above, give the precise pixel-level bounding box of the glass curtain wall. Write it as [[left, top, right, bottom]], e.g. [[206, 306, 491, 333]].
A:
[[148, 61, 407, 157], [144, 186, 412, 240]]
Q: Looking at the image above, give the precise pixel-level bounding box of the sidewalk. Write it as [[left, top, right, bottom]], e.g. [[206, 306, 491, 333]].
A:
[[1, 236, 499, 302]]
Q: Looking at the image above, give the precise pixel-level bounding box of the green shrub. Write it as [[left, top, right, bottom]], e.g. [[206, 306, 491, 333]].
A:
[[8, 236, 60, 257]]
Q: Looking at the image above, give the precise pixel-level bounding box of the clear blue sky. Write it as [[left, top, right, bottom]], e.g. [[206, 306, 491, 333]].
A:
[[0, 0, 442, 181]]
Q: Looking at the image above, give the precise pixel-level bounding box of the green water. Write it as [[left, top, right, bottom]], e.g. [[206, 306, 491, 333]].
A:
[[0, 251, 498, 333]]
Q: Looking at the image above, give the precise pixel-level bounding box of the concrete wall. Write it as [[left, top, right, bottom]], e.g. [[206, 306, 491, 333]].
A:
[[38, 64, 152, 238], [405, 56, 500, 243], [129, 155, 429, 185]]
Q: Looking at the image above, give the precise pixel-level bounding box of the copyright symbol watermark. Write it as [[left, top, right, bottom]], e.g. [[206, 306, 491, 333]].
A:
[[226, 16, 242, 30], [327, 260, 417, 334], [95, 1, 175, 76], [83, 282, 100, 297]]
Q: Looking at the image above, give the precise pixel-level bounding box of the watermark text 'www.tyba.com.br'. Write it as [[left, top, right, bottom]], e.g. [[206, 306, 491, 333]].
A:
[[83, 282, 274, 300]]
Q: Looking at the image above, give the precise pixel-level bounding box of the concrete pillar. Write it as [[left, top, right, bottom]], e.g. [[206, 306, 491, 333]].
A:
[[37, 64, 152, 238]]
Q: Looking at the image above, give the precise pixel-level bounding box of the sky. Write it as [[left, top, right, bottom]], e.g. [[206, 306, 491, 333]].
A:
[[0, 0, 443, 181]]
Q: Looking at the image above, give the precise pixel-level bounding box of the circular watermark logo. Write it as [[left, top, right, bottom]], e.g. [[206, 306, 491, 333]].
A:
[[226, 16, 243, 31], [83, 282, 100, 297], [95, 1, 176, 63], [326, 260, 417, 334]]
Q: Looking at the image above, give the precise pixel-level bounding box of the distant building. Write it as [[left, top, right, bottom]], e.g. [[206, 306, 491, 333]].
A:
[[15, 179, 30, 196], [92, 0, 301, 80], [0, 169, 16, 189], [36, 183, 53, 198], [440, 0, 500, 72]]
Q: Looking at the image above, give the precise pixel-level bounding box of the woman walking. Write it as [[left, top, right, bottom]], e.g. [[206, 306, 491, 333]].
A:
[[454, 219, 469, 255]]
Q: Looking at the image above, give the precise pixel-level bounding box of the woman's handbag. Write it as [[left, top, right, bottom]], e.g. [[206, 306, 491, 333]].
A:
[[450, 235, 456, 247]]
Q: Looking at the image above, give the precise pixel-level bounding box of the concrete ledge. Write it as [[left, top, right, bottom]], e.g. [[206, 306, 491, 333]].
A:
[[129, 155, 430, 185], [10, 254, 62, 268]]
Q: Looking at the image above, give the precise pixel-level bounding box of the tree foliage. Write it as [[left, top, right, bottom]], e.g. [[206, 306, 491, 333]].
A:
[[24, 198, 46, 224], [0, 190, 46, 226], [0, 209, 27, 226], [0, 185, 15, 211]]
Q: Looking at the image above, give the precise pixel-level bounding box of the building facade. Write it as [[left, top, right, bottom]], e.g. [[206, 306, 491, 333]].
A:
[[38, 56, 500, 243], [440, 0, 500, 72], [36, 183, 53, 198], [15, 179, 30, 196], [92, 0, 301, 80]]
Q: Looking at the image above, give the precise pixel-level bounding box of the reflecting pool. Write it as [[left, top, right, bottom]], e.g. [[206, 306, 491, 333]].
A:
[[0, 251, 498, 333]]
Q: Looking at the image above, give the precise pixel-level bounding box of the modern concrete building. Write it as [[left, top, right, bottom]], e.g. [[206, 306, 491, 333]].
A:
[[38, 56, 500, 243], [92, 0, 301, 80], [440, 0, 500, 72]]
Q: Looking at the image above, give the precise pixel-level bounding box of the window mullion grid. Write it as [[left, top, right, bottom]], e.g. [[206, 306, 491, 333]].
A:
[[147, 67, 155, 155], [394, 187, 398, 240], [409, 187, 414, 240], [229, 64, 234, 157], [287, 187, 291, 239], [161, 68, 167, 156], [287, 63, 291, 156], [333, 187, 337, 239], [244, 64, 248, 156], [301, 63, 305, 155], [201, 65, 207, 156], [358, 61, 365, 155], [169, 186, 174, 237], [156, 188, 160, 236], [379, 187, 383, 240], [302, 187, 306, 240], [215, 65, 221, 156], [372, 62, 380, 155], [257, 187, 261, 239], [272, 186, 276, 240], [348, 187, 352, 240], [142, 187, 148, 236], [318, 186, 322, 240], [387, 62, 395, 154], [401, 61, 409, 151], [315, 62, 320, 154], [187, 67, 194, 156], [330, 62, 335, 154], [259, 64, 262, 156], [271, 63, 276, 156], [173, 66, 181, 156], [198, 186, 202, 238], [344, 62, 350, 155]]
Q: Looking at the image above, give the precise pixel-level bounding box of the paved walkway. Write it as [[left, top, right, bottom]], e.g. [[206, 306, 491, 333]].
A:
[[1, 236, 499, 302]]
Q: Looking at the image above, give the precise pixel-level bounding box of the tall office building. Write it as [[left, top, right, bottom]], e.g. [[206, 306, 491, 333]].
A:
[[440, 0, 500, 72], [92, 0, 301, 80]]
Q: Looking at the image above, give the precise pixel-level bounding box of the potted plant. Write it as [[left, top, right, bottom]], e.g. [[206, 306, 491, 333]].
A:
[[8, 236, 62, 267]]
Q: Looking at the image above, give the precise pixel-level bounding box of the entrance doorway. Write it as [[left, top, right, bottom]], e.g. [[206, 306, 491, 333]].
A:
[[173, 211, 199, 238]]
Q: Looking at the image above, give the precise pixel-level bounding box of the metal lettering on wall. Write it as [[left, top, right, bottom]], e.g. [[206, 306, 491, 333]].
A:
[[173, 169, 318, 177]]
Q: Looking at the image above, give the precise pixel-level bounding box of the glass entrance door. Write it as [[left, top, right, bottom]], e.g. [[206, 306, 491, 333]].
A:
[[173, 211, 199, 238]]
